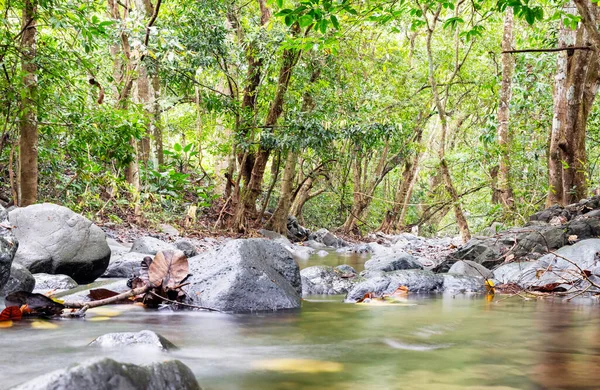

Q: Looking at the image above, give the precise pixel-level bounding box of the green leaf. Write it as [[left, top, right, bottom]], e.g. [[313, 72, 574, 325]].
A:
[[173, 143, 182, 152], [299, 14, 314, 27], [330, 14, 339, 29]]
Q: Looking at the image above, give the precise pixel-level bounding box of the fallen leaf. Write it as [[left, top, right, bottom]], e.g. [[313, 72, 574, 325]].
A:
[[485, 279, 495, 295], [0, 306, 22, 321], [88, 316, 112, 322], [31, 321, 59, 329], [253, 359, 344, 373], [5, 291, 64, 316], [0, 320, 13, 328], [87, 308, 121, 317], [88, 288, 121, 301], [148, 250, 189, 289]]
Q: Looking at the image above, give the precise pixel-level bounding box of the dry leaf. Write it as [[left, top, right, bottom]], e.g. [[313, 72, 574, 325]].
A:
[[88, 288, 120, 301], [0, 306, 22, 321], [568, 235, 578, 244], [148, 250, 189, 289]]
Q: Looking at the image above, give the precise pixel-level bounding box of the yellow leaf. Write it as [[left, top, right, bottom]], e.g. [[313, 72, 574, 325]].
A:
[[88, 316, 112, 322], [485, 279, 495, 295], [0, 320, 13, 328], [253, 359, 344, 374], [87, 308, 121, 317], [31, 321, 58, 329]]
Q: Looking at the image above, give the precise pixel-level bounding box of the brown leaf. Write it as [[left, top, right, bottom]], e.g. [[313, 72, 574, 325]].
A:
[[88, 288, 120, 301], [148, 250, 189, 289], [387, 286, 409, 297], [5, 291, 64, 316], [0, 306, 22, 321]]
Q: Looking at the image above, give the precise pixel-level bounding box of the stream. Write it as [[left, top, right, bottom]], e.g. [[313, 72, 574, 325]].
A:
[[2, 251, 600, 389]]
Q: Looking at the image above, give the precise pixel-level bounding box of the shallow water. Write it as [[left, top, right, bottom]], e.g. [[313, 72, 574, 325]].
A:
[[2, 254, 600, 389], [296, 249, 368, 272]]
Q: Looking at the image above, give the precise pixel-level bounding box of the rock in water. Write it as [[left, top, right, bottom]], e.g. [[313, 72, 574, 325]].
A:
[[8, 203, 110, 284], [185, 239, 301, 312], [364, 252, 423, 272], [0, 262, 34, 296], [301, 265, 358, 295], [32, 273, 78, 293], [447, 260, 492, 279], [89, 330, 177, 351], [0, 204, 18, 291], [130, 236, 176, 255], [11, 358, 200, 390], [308, 228, 347, 248]]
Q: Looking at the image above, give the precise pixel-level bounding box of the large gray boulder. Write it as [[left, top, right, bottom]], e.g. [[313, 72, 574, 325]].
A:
[[364, 252, 423, 272], [11, 358, 200, 390], [89, 330, 177, 351], [0, 262, 34, 296], [9, 204, 110, 284], [518, 239, 600, 290], [492, 262, 534, 284], [130, 236, 176, 255], [103, 252, 149, 278], [345, 270, 444, 302], [185, 239, 301, 312], [301, 265, 359, 295], [447, 260, 492, 279], [0, 204, 18, 291]]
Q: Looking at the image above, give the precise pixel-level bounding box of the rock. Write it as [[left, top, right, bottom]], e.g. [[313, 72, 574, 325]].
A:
[[11, 358, 200, 390], [0, 262, 34, 296], [288, 244, 315, 260], [518, 239, 600, 290], [185, 239, 301, 312], [9, 203, 110, 284], [56, 279, 128, 305], [287, 216, 310, 242], [89, 330, 177, 351], [0, 204, 18, 291], [305, 240, 327, 249], [308, 228, 347, 248], [442, 274, 486, 293], [316, 250, 329, 257], [159, 223, 180, 236], [335, 264, 357, 276], [174, 239, 198, 258], [492, 262, 534, 284], [480, 222, 506, 237], [103, 252, 149, 278], [130, 236, 176, 255], [364, 252, 423, 272], [33, 273, 78, 293], [300, 266, 358, 295], [345, 270, 444, 302], [436, 238, 501, 273], [258, 229, 293, 247], [447, 260, 492, 279]]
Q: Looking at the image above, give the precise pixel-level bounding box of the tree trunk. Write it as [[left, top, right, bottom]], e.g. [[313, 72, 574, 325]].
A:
[[497, 7, 515, 212], [18, 0, 38, 206], [265, 150, 297, 233], [151, 75, 164, 166]]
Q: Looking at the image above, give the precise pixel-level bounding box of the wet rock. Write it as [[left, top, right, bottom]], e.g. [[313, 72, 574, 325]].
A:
[[0, 263, 34, 296], [103, 252, 148, 278], [316, 250, 328, 257], [89, 330, 177, 351], [300, 265, 358, 295], [130, 236, 176, 255], [0, 205, 18, 291], [308, 228, 347, 248], [288, 244, 315, 260], [287, 216, 310, 242], [364, 252, 423, 272], [185, 239, 301, 312], [57, 278, 128, 305], [447, 260, 492, 279], [305, 240, 327, 249], [345, 270, 444, 302], [9, 203, 110, 284], [442, 274, 486, 293], [174, 239, 198, 258], [11, 358, 200, 390], [518, 239, 600, 290], [335, 264, 357, 276], [33, 273, 78, 294], [492, 262, 534, 284]]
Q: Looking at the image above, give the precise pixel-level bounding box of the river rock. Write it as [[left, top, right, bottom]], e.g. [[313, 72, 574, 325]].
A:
[[0, 204, 18, 291], [57, 278, 129, 304], [442, 274, 486, 293], [259, 229, 293, 247], [159, 223, 180, 236], [301, 265, 358, 295], [364, 252, 423, 272], [89, 330, 177, 351], [174, 239, 198, 258], [308, 228, 347, 248], [8, 203, 110, 284], [130, 236, 176, 255], [316, 250, 329, 257], [287, 216, 310, 242], [289, 244, 315, 260], [345, 270, 444, 302], [492, 262, 534, 284], [103, 252, 149, 278], [33, 273, 78, 293], [185, 239, 301, 312], [447, 260, 492, 279], [11, 358, 200, 390], [0, 262, 34, 296], [518, 239, 600, 290], [335, 264, 357, 276]]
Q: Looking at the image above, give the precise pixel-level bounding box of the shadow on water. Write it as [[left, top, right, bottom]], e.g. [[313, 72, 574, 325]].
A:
[[2, 252, 600, 389]]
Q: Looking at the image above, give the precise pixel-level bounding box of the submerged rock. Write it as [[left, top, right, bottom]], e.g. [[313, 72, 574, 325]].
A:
[[89, 330, 177, 351], [130, 236, 176, 255], [9, 203, 110, 284], [11, 358, 200, 390], [185, 239, 301, 312], [33, 273, 78, 293], [301, 265, 359, 295], [364, 252, 423, 272], [0, 204, 18, 291], [0, 262, 34, 296]]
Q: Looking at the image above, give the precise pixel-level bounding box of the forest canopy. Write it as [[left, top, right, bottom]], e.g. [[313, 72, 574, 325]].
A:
[[2, 0, 600, 241]]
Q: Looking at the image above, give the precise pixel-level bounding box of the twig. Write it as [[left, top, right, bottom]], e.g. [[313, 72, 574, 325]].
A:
[[63, 285, 150, 310], [148, 291, 223, 312], [503, 46, 593, 54]]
